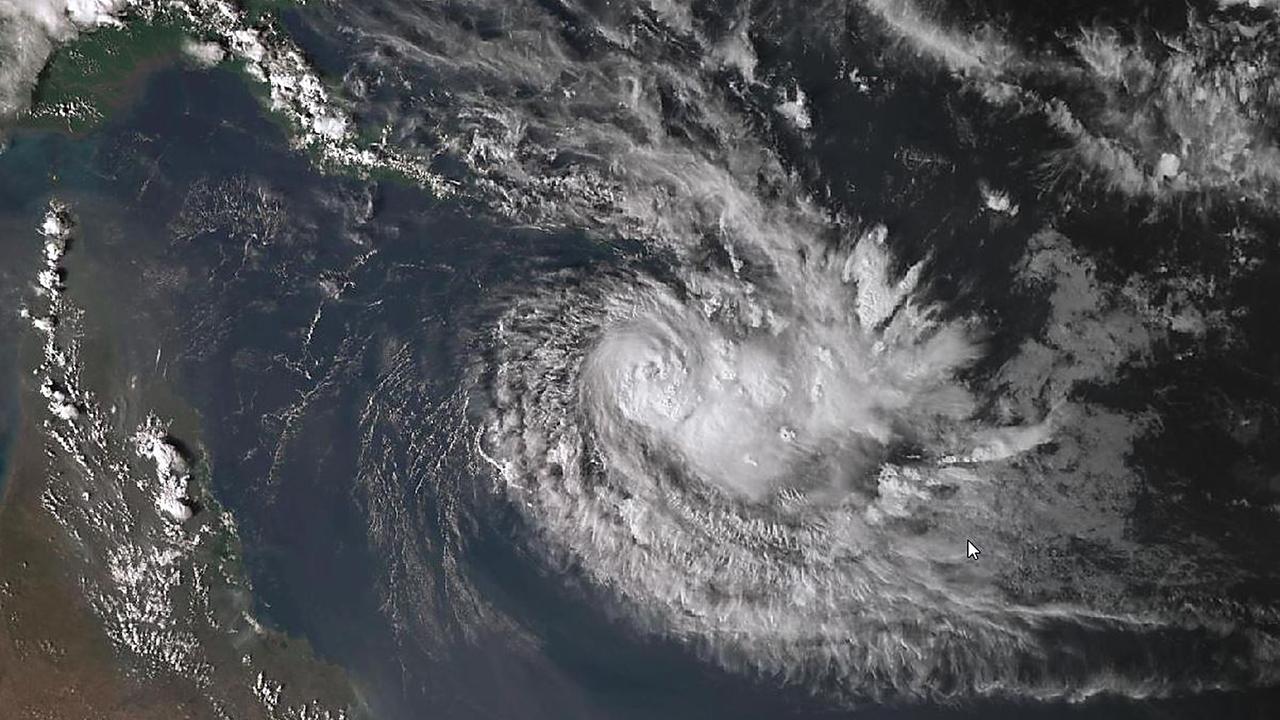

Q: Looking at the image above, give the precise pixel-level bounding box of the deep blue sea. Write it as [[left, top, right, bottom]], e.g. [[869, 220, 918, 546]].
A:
[[0, 60, 1258, 719], [4, 1, 1280, 716]]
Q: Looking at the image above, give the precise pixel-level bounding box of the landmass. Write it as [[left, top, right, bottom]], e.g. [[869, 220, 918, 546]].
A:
[[3, 0, 454, 194]]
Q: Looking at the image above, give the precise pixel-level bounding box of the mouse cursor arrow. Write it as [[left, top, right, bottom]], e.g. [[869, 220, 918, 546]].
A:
[[966, 540, 981, 560]]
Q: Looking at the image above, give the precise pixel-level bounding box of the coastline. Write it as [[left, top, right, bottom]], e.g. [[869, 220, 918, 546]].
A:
[[0, 383, 214, 718], [0, 197, 364, 718]]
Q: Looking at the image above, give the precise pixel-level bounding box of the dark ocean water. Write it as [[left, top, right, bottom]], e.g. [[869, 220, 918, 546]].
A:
[[0, 131, 54, 502], [0, 362, 15, 497], [38, 61, 1263, 719], [4, 1, 1280, 717]]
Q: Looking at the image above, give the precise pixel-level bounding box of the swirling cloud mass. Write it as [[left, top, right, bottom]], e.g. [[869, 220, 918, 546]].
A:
[[8, 0, 1280, 709], [478, 223, 1275, 701], [392, 0, 1280, 704]]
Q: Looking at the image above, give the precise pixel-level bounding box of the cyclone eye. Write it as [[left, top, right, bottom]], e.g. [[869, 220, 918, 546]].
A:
[[567, 238, 983, 511]]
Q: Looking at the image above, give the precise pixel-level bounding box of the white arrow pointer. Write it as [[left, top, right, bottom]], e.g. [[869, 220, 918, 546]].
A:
[[966, 540, 981, 560]]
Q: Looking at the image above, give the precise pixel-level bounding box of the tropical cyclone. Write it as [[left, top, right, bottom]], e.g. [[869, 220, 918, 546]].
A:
[[478, 217, 1279, 702], [361, 0, 1280, 702], [6, 0, 1280, 707], [575, 227, 982, 503]]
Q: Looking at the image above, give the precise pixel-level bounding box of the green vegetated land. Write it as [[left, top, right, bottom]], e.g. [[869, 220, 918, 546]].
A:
[[25, 18, 193, 133], [21, 2, 303, 133], [17, 0, 441, 190]]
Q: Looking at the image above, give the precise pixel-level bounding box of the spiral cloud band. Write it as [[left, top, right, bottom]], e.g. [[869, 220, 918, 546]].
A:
[[319, 0, 1280, 703], [477, 222, 1275, 700], [577, 228, 981, 503]]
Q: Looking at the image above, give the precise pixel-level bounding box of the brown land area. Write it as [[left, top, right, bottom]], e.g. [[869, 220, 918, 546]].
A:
[[0, 407, 217, 720]]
